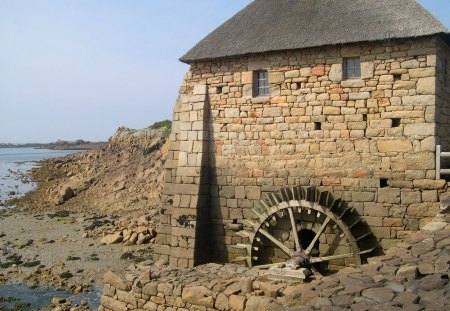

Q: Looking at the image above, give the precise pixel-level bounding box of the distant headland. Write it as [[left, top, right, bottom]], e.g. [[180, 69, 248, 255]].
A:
[[0, 139, 107, 150]]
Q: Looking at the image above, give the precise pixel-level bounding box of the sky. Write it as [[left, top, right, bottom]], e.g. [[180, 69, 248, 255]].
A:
[[0, 0, 449, 143]]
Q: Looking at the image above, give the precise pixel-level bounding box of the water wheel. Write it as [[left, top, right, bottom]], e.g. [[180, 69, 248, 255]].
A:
[[234, 187, 375, 274]]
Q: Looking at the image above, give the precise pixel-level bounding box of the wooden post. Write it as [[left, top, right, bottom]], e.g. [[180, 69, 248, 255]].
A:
[[436, 145, 441, 180]]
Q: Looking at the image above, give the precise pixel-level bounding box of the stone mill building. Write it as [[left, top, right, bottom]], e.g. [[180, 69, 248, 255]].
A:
[[154, 0, 450, 271]]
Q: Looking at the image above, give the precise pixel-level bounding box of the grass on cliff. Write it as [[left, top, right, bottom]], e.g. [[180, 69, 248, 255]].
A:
[[148, 120, 171, 137]]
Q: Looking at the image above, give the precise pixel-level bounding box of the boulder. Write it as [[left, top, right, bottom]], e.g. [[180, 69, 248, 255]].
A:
[[100, 232, 123, 245], [103, 271, 131, 291], [182, 286, 214, 308]]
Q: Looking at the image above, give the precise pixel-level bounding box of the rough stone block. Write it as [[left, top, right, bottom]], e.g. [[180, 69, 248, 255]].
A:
[[182, 286, 214, 308], [402, 95, 435, 106], [285, 70, 300, 78], [404, 152, 434, 170], [361, 62, 374, 79], [242, 71, 253, 84], [377, 188, 401, 203], [401, 59, 420, 69], [104, 271, 131, 291], [101, 296, 127, 311], [408, 67, 435, 78], [262, 107, 282, 117], [349, 92, 370, 100], [248, 60, 271, 71], [300, 67, 312, 77], [268, 71, 285, 84], [341, 80, 365, 88], [193, 84, 207, 95], [417, 77, 435, 95], [329, 64, 342, 82], [405, 123, 435, 138], [377, 140, 412, 152]]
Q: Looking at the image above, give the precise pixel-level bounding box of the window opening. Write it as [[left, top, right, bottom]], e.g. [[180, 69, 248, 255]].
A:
[[314, 122, 322, 130], [344, 57, 361, 80], [254, 71, 270, 97], [391, 118, 401, 128], [380, 179, 388, 188]]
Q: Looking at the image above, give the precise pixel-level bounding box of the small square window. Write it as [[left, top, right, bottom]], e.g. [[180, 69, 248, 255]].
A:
[[254, 71, 270, 97], [344, 57, 361, 80]]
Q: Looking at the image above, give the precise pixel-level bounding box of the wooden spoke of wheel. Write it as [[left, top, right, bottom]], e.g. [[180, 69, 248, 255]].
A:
[[309, 248, 374, 264], [288, 206, 302, 252], [258, 227, 295, 258], [304, 216, 331, 256]]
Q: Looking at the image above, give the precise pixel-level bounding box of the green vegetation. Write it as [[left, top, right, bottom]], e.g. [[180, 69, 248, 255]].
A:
[[149, 120, 172, 137], [148, 120, 171, 130]]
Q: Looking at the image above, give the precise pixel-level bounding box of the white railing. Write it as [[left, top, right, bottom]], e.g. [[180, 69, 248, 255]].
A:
[[436, 145, 450, 179]]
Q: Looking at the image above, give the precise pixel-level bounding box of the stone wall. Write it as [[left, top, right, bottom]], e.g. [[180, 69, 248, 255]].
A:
[[155, 36, 450, 267], [155, 83, 211, 268], [436, 38, 450, 152], [100, 214, 450, 311]]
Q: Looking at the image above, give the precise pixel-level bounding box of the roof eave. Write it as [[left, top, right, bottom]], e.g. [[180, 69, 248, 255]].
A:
[[179, 33, 449, 65]]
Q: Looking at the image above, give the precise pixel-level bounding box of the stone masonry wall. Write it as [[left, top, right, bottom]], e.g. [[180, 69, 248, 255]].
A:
[[155, 36, 450, 267], [436, 38, 450, 152], [155, 83, 211, 268], [100, 214, 450, 311]]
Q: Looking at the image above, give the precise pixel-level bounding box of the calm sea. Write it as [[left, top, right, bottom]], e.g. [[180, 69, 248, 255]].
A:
[[0, 148, 82, 207]]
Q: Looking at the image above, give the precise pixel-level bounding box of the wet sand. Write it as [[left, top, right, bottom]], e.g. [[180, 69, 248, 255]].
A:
[[0, 211, 151, 293]]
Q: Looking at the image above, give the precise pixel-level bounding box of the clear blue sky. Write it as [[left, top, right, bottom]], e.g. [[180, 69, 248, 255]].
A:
[[0, 0, 449, 143]]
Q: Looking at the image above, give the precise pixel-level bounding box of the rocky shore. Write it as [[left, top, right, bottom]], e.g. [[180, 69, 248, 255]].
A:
[[0, 125, 169, 310]]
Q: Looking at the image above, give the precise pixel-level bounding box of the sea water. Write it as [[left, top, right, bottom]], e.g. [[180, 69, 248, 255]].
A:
[[0, 284, 101, 310], [0, 148, 81, 208]]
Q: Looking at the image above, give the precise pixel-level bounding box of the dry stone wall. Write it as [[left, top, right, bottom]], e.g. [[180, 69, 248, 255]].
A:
[[100, 214, 450, 311], [155, 36, 450, 266]]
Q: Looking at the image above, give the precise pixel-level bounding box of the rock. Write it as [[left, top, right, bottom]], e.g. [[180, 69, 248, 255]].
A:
[[100, 232, 123, 245], [229, 295, 246, 311], [215, 293, 229, 311], [60, 187, 74, 201], [101, 296, 127, 311], [239, 276, 253, 294], [418, 262, 435, 275], [124, 232, 138, 246], [51, 297, 66, 305], [59, 271, 73, 279], [258, 280, 283, 298], [396, 265, 418, 280], [418, 274, 449, 291], [393, 292, 420, 305], [413, 237, 436, 255], [103, 271, 131, 291], [137, 215, 149, 226], [331, 295, 353, 308], [306, 297, 332, 308], [385, 282, 405, 293], [244, 296, 283, 311], [136, 233, 150, 245], [362, 287, 395, 303], [182, 286, 214, 308]]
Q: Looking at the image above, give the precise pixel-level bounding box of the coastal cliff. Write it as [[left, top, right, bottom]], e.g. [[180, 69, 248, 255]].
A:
[[12, 122, 170, 213]]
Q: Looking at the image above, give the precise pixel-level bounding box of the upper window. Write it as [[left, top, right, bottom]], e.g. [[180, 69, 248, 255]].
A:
[[254, 70, 270, 97], [344, 57, 361, 80]]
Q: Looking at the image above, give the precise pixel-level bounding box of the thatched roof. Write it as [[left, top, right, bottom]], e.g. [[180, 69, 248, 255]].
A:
[[180, 0, 449, 63]]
